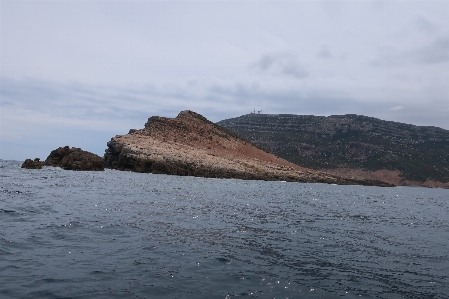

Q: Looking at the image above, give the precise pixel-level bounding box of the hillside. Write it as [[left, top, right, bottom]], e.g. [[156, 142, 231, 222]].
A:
[[217, 113, 449, 187], [104, 110, 391, 186]]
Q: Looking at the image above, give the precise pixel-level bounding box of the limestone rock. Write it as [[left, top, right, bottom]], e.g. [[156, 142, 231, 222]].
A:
[[45, 146, 104, 171]]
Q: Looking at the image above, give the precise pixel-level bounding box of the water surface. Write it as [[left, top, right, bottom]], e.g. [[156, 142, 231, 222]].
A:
[[1, 160, 448, 298]]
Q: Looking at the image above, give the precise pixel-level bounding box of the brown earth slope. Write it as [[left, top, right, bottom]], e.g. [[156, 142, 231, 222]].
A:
[[104, 110, 392, 186]]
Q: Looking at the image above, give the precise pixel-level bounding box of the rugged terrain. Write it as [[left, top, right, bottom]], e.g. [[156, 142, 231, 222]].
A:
[[104, 110, 391, 186], [217, 114, 449, 188], [21, 158, 45, 169], [44, 146, 104, 171]]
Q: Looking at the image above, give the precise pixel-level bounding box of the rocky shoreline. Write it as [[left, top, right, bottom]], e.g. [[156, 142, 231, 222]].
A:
[[21, 158, 45, 169], [22, 146, 104, 171], [104, 110, 393, 186], [22, 110, 394, 187]]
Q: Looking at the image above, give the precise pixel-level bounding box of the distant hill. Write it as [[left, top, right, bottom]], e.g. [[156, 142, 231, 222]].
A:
[[217, 114, 449, 187]]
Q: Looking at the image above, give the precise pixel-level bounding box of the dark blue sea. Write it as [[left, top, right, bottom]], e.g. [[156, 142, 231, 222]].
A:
[[1, 159, 448, 299]]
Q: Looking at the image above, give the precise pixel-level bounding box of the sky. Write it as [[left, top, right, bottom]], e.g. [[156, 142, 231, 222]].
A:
[[1, 0, 449, 160]]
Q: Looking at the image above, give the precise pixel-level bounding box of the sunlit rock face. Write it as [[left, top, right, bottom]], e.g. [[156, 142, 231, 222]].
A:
[[104, 110, 392, 186]]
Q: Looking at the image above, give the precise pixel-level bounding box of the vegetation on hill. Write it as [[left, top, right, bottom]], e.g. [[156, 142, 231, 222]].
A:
[[217, 114, 449, 183]]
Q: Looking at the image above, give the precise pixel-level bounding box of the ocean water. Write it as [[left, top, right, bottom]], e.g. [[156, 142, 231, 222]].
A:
[[1, 159, 448, 299]]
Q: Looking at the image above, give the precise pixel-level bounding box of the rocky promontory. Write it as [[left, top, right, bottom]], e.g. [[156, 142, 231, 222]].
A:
[[44, 146, 104, 171], [104, 110, 392, 186]]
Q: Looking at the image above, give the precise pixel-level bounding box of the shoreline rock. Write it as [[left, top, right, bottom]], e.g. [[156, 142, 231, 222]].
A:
[[21, 158, 44, 169], [104, 110, 393, 187], [45, 146, 104, 171]]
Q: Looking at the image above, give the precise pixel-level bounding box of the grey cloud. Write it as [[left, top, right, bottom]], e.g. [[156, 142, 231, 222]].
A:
[[2, 71, 449, 161], [250, 53, 309, 80], [321, 1, 344, 18], [371, 36, 449, 67], [0, 77, 255, 128], [281, 64, 309, 79], [369, 51, 404, 68], [413, 37, 449, 64], [204, 77, 358, 118], [317, 46, 332, 59], [317, 44, 347, 61], [0, 77, 175, 127], [0, 77, 210, 159], [371, 0, 386, 11], [412, 14, 437, 33], [257, 55, 276, 71]]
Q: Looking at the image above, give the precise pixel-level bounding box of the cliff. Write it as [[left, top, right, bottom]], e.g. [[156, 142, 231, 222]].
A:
[[217, 114, 449, 188], [104, 110, 392, 186]]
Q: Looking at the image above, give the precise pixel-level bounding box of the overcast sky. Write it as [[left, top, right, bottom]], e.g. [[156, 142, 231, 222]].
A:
[[1, 0, 449, 160]]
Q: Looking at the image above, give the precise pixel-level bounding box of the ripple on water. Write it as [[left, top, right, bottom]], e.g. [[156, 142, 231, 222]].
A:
[[0, 165, 448, 298]]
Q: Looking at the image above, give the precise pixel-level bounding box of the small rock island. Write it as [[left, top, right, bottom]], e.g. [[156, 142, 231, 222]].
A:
[[21, 158, 45, 169], [22, 146, 104, 171], [104, 110, 392, 186], [45, 146, 104, 171]]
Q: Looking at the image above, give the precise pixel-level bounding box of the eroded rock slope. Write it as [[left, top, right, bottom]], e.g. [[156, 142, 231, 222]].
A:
[[104, 110, 392, 186]]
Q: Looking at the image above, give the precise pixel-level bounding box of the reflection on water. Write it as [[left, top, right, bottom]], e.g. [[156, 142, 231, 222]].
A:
[[1, 160, 448, 298]]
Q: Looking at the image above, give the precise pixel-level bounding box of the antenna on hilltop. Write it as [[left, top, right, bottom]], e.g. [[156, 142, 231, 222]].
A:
[[251, 108, 263, 114]]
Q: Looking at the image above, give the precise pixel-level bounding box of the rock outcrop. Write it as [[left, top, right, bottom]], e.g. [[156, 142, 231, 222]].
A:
[[21, 158, 44, 169], [104, 110, 392, 186], [45, 146, 104, 171]]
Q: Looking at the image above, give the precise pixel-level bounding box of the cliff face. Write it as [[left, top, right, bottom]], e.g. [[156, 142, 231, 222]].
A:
[[104, 110, 392, 186], [217, 114, 449, 188]]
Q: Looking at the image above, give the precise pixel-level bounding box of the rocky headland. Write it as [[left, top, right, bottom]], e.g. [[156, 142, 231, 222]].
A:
[[104, 110, 392, 186]]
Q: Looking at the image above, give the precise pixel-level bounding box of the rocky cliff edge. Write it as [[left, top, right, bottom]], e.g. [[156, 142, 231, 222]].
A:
[[104, 110, 393, 186]]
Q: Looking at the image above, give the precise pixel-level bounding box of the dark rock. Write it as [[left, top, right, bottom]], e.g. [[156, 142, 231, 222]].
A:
[[45, 146, 104, 171], [21, 158, 44, 169], [45, 146, 72, 166]]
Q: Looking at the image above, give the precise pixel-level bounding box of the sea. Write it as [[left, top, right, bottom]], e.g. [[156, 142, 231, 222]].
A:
[[1, 159, 448, 299]]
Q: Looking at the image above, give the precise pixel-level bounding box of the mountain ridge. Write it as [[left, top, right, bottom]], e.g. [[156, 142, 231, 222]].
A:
[[217, 113, 449, 188]]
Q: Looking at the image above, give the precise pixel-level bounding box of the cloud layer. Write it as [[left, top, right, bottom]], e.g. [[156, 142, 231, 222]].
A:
[[1, 1, 449, 160]]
